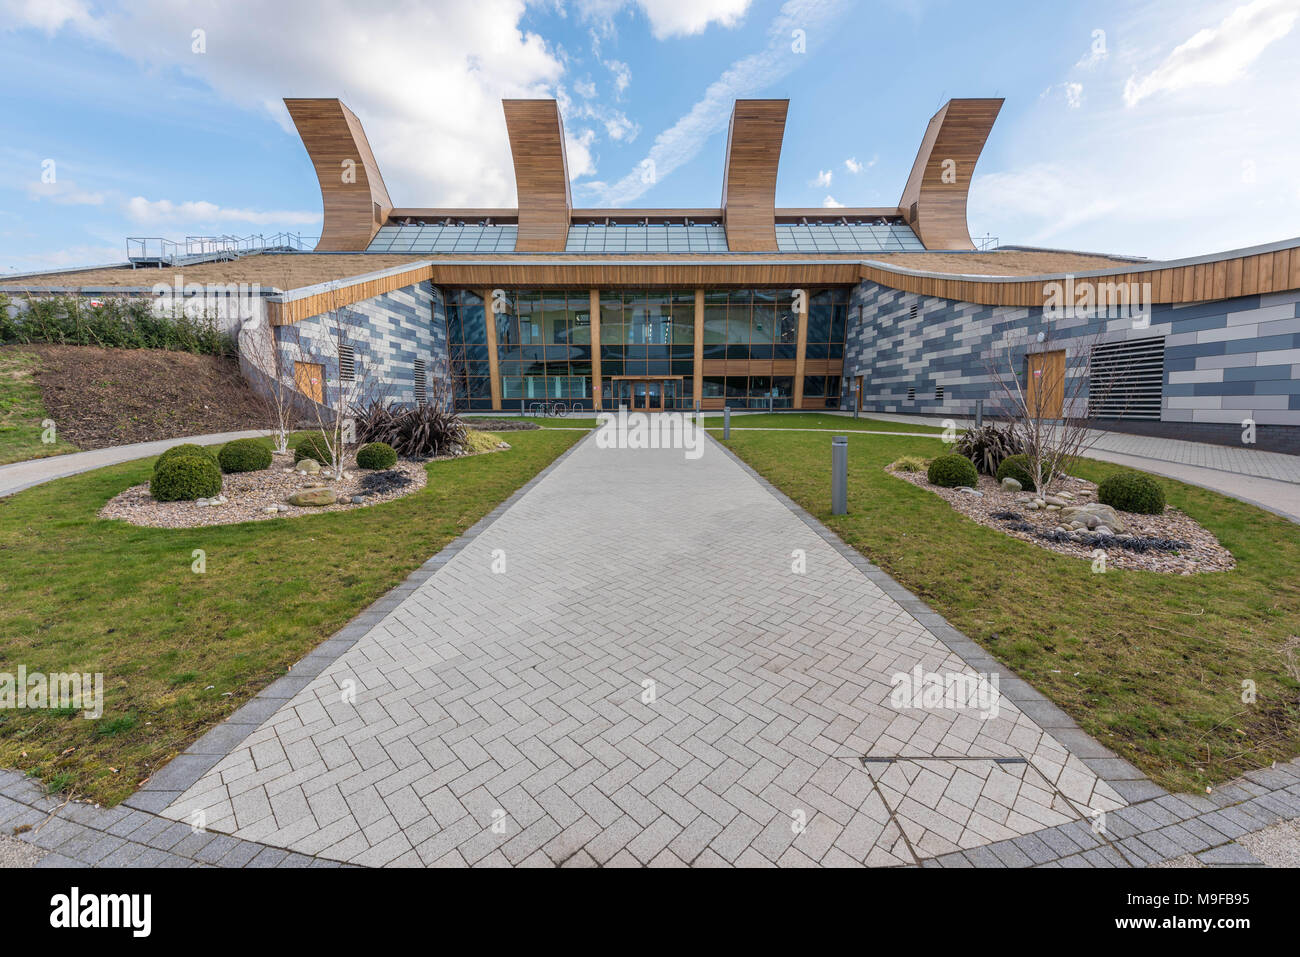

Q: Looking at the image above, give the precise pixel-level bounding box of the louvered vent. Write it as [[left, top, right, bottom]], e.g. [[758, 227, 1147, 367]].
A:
[[1089, 336, 1165, 420], [339, 345, 356, 382], [909, 303, 919, 321], [935, 386, 944, 402], [907, 387, 916, 402], [413, 359, 428, 404]]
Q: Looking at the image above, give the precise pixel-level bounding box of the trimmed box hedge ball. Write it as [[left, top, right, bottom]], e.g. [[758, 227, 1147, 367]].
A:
[[355, 441, 397, 470], [294, 434, 334, 465], [995, 453, 1037, 492], [218, 438, 272, 474], [156, 443, 218, 471], [150, 453, 223, 502], [1098, 471, 1166, 514], [927, 453, 979, 489]]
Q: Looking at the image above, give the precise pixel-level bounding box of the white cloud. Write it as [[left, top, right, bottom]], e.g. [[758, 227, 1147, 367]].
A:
[[605, 58, 632, 94], [564, 129, 598, 180], [125, 197, 320, 227], [821, 194, 844, 208], [577, 0, 752, 39], [810, 169, 832, 188], [1124, 0, 1300, 107], [1064, 82, 1083, 108], [574, 78, 598, 98], [26, 179, 105, 206], [4, 1, 569, 207], [602, 111, 640, 141], [844, 157, 862, 174], [582, 0, 849, 205], [634, 0, 752, 38]]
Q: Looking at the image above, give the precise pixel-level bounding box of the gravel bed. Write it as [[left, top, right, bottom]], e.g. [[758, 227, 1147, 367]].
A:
[[889, 468, 1235, 574], [98, 443, 504, 529], [0, 834, 45, 868]]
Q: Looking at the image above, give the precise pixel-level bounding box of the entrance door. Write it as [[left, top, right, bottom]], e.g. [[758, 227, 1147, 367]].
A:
[[1027, 350, 1065, 418], [854, 375, 864, 411], [645, 380, 663, 410], [295, 361, 324, 403]]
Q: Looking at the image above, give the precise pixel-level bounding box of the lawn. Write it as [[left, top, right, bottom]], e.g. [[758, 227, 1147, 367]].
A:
[[703, 412, 946, 434], [0, 348, 78, 464], [469, 411, 946, 434], [0, 428, 581, 805], [723, 429, 1300, 793]]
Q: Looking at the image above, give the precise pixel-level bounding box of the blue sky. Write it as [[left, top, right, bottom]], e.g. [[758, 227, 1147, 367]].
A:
[[3, 0, 1299, 273]]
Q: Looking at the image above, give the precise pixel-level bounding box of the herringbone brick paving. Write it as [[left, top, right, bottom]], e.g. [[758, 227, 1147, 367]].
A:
[[160, 429, 1125, 866]]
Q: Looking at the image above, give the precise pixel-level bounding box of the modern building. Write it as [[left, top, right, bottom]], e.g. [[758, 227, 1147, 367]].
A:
[[5, 96, 1300, 449]]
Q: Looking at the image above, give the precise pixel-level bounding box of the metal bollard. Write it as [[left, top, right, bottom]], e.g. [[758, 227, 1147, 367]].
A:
[[723, 406, 731, 440], [975, 399, 984, 430], [831, 436, 848, 515]]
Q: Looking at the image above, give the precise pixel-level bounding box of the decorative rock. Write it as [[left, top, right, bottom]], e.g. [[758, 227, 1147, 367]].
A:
[[956, 486, 983, 497], [262, 506, 279, 514], [1025, 501, 1040, 510], [1044, 496, 1068, 507], [1094, 525, 1114, 536], [1033, 499, 1046, 508], [287, 488, 337, 507], [350, 495, 366, 505], [1059, 502, 1126, 534], [1046, 505, 1060, 512], [295, 459, 321, 475], [1000, 477, 1022, 492]]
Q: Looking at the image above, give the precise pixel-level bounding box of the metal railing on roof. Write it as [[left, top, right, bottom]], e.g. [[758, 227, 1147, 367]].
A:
[[126, 233, 317, 267]]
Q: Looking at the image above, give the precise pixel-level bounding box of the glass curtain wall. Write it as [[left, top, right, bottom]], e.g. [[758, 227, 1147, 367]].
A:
[[497, 289, 594, 409], [446, 290, 492, 411], [599, 289, 695, 408]]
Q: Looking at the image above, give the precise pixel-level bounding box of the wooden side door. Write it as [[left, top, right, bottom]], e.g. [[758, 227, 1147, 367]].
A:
[[295, 361, 324, 404], [1026, 350, 1065, 418], [854, 375, 864, 411]]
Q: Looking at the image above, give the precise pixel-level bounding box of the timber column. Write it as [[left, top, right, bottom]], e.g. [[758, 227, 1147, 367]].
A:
[[590, 289, 602, 410], [792, 290, 809, 408], [483, 287, 502, 411], [693, 289, 704, 407]]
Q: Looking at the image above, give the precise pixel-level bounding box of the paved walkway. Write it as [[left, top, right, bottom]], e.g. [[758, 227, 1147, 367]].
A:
[[5, 429, 1300, 867], [0, 430, 271, 498], [854, 413, 1300, 523], [145, 431, 1139, 866]]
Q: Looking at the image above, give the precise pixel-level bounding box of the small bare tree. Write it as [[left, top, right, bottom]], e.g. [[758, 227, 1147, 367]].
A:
[[237, 303, 299, 454], [300, 282, 374, 474], [983, 311, 1135, 497]]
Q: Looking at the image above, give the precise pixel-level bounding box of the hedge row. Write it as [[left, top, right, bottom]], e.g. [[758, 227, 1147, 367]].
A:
[[0, 294, 233, 355]]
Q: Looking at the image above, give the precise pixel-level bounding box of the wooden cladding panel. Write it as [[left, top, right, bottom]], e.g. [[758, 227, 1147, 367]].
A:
[[503, 100, 571, 252], [285, 99, 393, 252], [898, 98, 1002, 251], [722, 100, 788, 252], [858, 245, 1300, 306]]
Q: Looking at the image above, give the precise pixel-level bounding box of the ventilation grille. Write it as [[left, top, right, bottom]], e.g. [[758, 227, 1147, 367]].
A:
[[1089, 336, 1164, 420], [413, 359, 427, 404], [907, 387, 916, 402], [339, 345, 356, 382], [909, 303, 919, 321], [935, 386, 944, 402]]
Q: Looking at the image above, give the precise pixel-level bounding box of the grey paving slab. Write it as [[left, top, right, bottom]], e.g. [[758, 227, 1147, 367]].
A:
[[159, 429, 1125, 866]]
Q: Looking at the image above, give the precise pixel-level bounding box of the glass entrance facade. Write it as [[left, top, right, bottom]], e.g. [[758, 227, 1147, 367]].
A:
[[444, 287, 850, 412]]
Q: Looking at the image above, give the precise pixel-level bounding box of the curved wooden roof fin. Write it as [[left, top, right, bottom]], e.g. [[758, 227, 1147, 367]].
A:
[[722, 99, 788, 252], [503, 99, 572, 252], [899, 98, 1003, 250], [284, 98, 393, 252]]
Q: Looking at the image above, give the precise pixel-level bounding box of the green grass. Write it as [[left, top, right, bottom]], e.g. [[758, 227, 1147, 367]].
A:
[[0, 428, 581, 805], [723, 429, 1300, 793], [473, 411, 945, 435], [703, 412, 946, 434], [0, 349, 78, 464]]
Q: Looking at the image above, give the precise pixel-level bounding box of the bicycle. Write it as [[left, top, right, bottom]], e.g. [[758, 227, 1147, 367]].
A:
[[527, 401, 568, 418]]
